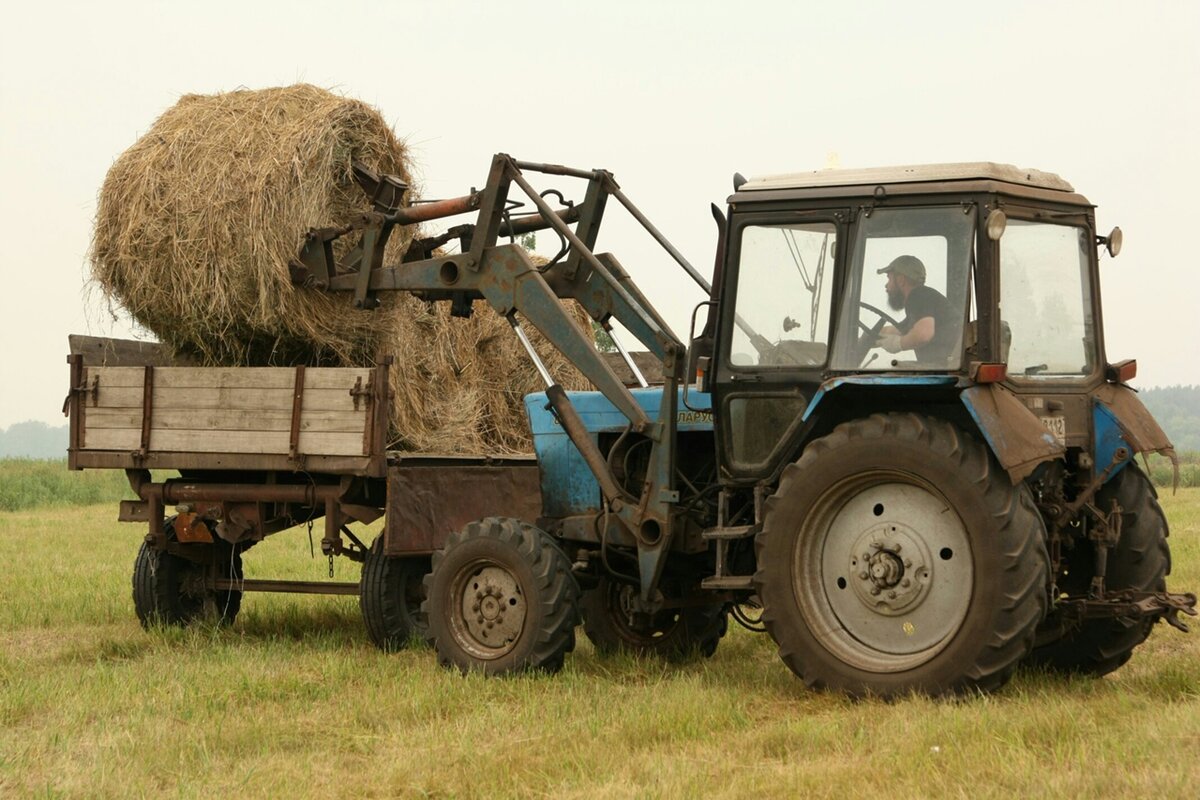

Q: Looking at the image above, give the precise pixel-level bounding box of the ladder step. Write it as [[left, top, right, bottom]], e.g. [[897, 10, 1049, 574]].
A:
[[701, 525, 757, 540], [702, 575, 754, 591]]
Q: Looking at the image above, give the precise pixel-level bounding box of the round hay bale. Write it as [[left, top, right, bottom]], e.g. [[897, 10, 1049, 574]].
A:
[[91, 84, 416, 366], [91, 85, 594, 454]]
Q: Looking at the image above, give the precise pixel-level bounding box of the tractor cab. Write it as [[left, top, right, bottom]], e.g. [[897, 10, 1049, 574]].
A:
[[704, 162, 1138, 485]]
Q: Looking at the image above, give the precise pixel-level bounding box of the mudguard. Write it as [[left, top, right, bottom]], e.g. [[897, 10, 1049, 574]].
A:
[[960, 384, 1066, 482], [1093, 383, 1178, 485]]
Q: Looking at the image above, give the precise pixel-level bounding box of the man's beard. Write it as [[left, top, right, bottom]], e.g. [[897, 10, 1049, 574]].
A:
[[886, 286, 906, 311]]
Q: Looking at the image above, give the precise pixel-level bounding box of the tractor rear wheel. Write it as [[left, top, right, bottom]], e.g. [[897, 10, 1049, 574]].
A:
[[754, 413, 1049, 697], [359, 535, 430, 651], [132, 518, 243, 627], [581, 576, 727, 660], [424, 517, 579, 675], [1030, 465, 1170, 676]]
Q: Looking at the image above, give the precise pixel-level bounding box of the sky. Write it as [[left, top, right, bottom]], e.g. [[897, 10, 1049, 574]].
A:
[[1, 0, 1197, 428]]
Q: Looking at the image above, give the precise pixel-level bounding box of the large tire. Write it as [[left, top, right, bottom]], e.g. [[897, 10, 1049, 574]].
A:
[[754, 413, 1049, 697], [132, 519, 243, 627], [359, 535, 430, 651], [581, 576, 727, 660], [1030, 464, 1170, 675], [423, 517, 580, 675]]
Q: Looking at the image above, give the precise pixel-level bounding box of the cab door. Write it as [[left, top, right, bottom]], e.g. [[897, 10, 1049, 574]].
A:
[[711, 210, 847, 482]]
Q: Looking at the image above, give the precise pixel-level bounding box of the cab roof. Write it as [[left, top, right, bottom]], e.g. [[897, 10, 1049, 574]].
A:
[[739, 162, 1075, 193]]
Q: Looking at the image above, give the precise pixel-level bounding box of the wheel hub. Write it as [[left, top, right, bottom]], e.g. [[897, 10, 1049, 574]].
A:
[[456, 564, 526, 657], [849, 523, 933, 615]]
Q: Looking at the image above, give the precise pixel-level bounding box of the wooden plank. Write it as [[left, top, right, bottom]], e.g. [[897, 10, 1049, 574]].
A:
[[69, 335, 191, 367], [71, 450, 381, 475], [84, 407, 369, 433], [88, 386, 368, 413], [82, 428, 368, 456], [85, 366, 373, 390]]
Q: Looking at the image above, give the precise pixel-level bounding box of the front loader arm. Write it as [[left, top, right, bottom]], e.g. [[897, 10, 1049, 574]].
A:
[[303, 153, 695, 599]]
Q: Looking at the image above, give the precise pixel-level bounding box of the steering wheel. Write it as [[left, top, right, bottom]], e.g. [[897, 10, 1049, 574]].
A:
[[851, 302, 902, 366]]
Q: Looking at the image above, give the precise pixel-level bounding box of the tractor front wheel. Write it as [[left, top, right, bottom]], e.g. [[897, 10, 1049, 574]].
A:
[[581, 576, 727, 660], [424, 517, 579, 675]]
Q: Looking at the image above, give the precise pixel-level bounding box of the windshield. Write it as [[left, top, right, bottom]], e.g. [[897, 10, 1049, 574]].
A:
[[999, 220, 1096, 380], [831, 206, 974, 371]]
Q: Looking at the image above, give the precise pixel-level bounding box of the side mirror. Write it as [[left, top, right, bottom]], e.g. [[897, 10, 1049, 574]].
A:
[[986, 209, 1007, 241], [1099, 226, 1123, 258]]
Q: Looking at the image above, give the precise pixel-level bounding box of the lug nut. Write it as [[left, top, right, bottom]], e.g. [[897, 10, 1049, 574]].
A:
[[893, 544, 902, 552], [859, 571, 869, 580], [904, 559, 912, 568], [871, 587, 881, 596], [887, 591, 897, 599], [901, 579, 911, 588]]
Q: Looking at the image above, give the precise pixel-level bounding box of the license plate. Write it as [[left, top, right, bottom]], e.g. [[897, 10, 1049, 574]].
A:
[[1040, 415, 1066, 445]]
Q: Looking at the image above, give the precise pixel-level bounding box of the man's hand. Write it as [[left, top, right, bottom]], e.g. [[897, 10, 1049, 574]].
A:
[[878, 332, 903, 353]]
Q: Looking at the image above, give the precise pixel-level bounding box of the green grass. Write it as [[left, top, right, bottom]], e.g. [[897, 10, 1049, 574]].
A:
[[1, 493, 1198, 798], [0, 459, 136, 512]]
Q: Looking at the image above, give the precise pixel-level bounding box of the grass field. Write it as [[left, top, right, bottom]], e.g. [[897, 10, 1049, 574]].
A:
[[1, 492, 1198, 798]]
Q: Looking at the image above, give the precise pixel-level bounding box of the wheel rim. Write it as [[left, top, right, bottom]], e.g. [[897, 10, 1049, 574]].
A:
[[794, 472, 973, 672], [448, 560, 527, 660]]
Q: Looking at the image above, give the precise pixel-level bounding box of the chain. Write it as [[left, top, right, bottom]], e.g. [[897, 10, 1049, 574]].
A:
[[328, 552, 335, 579]]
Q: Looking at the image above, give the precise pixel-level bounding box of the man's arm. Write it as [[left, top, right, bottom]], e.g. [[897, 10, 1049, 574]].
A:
[[880, 316, 934, 353]]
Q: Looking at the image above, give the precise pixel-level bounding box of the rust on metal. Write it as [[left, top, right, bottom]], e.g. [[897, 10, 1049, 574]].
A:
[[173, 511, 214, 543], [289, 365, 306, 465], [962, 383, 1066, 481], [208, 577, 359, 596], [137, 365, 155, 457], [384, 461, 542, 556]]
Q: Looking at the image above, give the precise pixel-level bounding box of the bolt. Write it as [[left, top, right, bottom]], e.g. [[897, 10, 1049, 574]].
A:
[[486, 621, 494, 629], [904, 559, 912, 568], [473, 603, 480, 612], [859, 571, 869, 580], [893, 543, 902, 552], [888, 591, 897, 599], [870, 587, 881, 596], [901, 579, 911, 588], [862, 552, 871, 561], [477, 616, 485, 624]]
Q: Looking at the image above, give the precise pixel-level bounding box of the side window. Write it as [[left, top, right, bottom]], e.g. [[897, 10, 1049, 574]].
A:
[[729, 222, 837, 368]]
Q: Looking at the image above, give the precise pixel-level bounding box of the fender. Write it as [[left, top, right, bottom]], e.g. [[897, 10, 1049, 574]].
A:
[[1093, 383, 1177, 484], [960, 384, 1066, 482]]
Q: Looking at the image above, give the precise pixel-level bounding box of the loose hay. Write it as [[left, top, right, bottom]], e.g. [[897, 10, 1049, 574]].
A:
[[91, 85, 591, 455]]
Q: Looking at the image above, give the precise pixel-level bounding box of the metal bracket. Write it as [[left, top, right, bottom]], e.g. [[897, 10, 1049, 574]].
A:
[[349, 373, 375, 411], [289, 365, 306, 467]]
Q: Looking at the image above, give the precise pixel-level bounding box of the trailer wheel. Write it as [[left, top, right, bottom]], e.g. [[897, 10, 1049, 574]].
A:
[[1030, 464, 1170, 676], [359, 536, 430, 651], [423, 517, 579, 675], [754, 413, 1049, 698], [581, 577, 727, 660], [132, 518, 243, 627]]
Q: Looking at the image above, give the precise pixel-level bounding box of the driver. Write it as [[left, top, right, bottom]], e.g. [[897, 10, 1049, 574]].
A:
[[875, 255, 956, 362]]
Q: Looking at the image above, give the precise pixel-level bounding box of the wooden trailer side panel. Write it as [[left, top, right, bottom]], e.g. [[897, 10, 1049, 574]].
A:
[[68, 361, 389, 475]]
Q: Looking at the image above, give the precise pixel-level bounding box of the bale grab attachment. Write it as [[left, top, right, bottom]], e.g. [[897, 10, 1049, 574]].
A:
[[292, 154, 704, 598]]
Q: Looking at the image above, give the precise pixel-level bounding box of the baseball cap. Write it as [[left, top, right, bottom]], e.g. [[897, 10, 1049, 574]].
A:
[[876, 255, 926, 283]]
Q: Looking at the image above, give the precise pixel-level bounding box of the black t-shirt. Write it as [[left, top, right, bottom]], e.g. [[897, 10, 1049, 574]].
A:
[[897, 284, 956, 363]]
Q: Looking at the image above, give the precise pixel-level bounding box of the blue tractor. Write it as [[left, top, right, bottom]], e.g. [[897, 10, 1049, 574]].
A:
[[315, 156, 1195, 695]]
